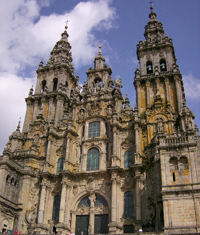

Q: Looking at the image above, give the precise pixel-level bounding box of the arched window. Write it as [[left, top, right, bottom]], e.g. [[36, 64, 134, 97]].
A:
[[169, 157, 178, 171], [87, 148, 99, 171], [88, 121, 100, 138], [57, 158, 64, 172], [124, 191, 134, 218], [94, 195, 108, 207], [124, 151, 133, 168], [11, 177, 15, 185], [179, 156, 189, 170], [146, 61, 153, 74], [160, 59, 167, 72], [41, 80, 46, 92], [78, 196, 90, 208], [14, 180, 18, 187], [53, 78, 58, 91], [52, 195, 61, 222], [6, 175, 10, 183]]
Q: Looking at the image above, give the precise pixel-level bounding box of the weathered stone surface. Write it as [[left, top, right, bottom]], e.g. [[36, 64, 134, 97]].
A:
[[0, 6, 199, 235]]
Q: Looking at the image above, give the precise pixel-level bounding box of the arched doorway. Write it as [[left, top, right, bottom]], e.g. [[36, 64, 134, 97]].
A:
[[75, 194, 109, 235]]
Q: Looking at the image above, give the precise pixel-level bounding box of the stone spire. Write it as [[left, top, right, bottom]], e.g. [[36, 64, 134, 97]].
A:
[[38, 25, 74, 75], [144, 4, 165, 43], [94, 44, 106, 70]]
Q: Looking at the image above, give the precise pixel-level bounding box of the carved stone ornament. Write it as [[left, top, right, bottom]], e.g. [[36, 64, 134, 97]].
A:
[[25, 204, 38, 224], [73, 185, 79, 196], [78, 109, 85, 121], [88, 102, 101, 116], [56, 146, 65, 156]]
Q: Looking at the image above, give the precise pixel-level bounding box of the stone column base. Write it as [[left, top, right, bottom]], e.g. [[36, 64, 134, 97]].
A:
[[30, 223, 49, 234], [56, 223, 70, 234], [108, 222, 123, 234]]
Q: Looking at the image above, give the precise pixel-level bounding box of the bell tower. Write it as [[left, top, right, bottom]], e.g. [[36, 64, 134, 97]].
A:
[[22, 25, 78, 133], [134, 4, 195, 151], [134, 5, 200, 234]]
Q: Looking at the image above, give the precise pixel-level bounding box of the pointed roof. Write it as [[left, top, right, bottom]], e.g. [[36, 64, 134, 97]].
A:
[[137, 4, 174, 55], [144, 4, 164, 42], [94, 44, 106, 70], [37, 25, 74, 75]]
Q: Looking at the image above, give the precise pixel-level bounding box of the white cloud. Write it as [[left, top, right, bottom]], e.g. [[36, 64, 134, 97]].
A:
[[0, 73, 36, 153], [182, 73, 200, 100], [0, 0, 116, 153]]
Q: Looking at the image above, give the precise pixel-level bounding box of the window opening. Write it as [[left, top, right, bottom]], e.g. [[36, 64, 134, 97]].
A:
[[41, 80, 46, 92], [124, 191, 134, 218], [88, 121, 100, 138], [160, 59, 167, 72], [52, 195, 61, 222], [6, 175, 10, 183], [57, 158, 64, 172], [172, 172, 176, 182], [179, 156, 189, 170], [78, 196, 90, 208], [169, 157, 178, 171], [87, 148, 99, 171], [106, 123, 109, 138], [146, 61, 153, 74], [124, 151, 133, 168], [53, 78, 58, 91], [94, 195, 108, 207]]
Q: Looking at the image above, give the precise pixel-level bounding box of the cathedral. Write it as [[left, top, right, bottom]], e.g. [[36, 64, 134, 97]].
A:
[[0, 5, 200, 235]]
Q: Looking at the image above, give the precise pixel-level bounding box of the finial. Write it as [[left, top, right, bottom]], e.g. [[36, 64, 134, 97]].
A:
[[17, 117, 21, 131], [98, 44, 102, 55], [149, 1, 153, 11], [65, 20, 70, 30]]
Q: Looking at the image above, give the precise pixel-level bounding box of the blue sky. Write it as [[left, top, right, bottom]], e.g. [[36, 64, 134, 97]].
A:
[[0, 0, 200, 154]]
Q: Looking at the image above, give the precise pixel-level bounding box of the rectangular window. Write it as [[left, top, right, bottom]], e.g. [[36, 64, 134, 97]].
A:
[[88, 121, 100, 138]]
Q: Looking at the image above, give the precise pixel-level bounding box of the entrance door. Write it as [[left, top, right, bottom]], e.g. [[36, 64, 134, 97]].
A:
[[75, 215, 89, 235], [94, 214, 108, 234]]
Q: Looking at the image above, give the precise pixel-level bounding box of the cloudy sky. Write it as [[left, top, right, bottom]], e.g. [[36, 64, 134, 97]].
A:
[[0, 0, 200, 154]]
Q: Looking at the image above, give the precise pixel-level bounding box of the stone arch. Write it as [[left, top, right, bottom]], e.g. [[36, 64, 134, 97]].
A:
[[146, 61, 153, 74], [160, 58, 167, 72], [179, 156, 189, 170], [169, 157, 178, 171]]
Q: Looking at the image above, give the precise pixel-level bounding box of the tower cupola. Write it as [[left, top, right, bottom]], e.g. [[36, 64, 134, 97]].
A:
[[136, 5, 176, 76]]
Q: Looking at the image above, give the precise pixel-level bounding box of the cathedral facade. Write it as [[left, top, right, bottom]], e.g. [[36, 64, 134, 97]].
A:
[[0, 6, 200, 235]]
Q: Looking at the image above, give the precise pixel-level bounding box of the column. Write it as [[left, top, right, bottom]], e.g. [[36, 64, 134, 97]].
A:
[[89, 193, 96, 234], [54, 95, 64, 126], [38, 184, 47, 224], [113, 130, 117, 156], [111, 173, 117, 222], [135, 81, 141, 115], [64, 184, 70, 226], [85, 122, 89, 138], [146, 80, 150, 108], [65, 137, 70, 161], [174, 76, 182, 113], [22, 99, 32, 133], [59, 181, 67, 223], [134, 124, 140, 164], [32, 99, 40, 121], [135, 170, 141, 221], [46, 139, 51, 163], [164, 77, 170, 104], [47, 97, 54, 122]]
